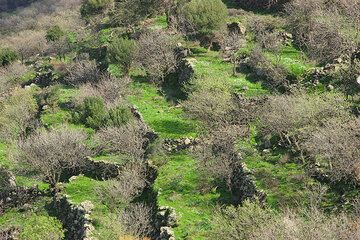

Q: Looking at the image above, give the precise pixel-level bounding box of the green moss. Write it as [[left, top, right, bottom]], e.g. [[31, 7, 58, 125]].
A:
[[129, 82, 199, 138]]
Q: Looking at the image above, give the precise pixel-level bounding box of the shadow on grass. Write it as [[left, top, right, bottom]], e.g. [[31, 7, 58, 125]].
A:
[[152, 119, 197, 137]]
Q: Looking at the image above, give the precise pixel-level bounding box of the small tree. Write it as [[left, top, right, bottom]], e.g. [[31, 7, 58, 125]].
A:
[[110, 0, 161, 30], [107, 37, 137, 76], [0, 48, 17, 66], [136, 30, 179, 83], [182, 0, 227, 48], [64, 59, 101, 86], [46, 25, 64, 42], [94, 124, 145, 160], [17, 126, 91, 191], [74, 96, 109, 129]]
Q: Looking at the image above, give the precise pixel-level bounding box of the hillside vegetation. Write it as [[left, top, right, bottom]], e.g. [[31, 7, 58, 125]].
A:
[[0, 0, 359, 239]]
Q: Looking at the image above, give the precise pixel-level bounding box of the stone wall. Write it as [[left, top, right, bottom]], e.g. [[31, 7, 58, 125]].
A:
[[231, 163, 266, 205], [51, 195, 94, 240]]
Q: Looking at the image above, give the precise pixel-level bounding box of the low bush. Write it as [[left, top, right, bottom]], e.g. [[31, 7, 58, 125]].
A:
[[108, 106, 132, 127], [107, 37, 137, 76], [17, 126, 91, 189], [73, 96, 109, 129], [45, 25, 64, 42], [210, 201, 359, 240], [64, 60, 101, 86], [0, 48, 17, 66], [0, 88, 38, 141], [94, 124, 145, 159], [80, 0, 113, 17]]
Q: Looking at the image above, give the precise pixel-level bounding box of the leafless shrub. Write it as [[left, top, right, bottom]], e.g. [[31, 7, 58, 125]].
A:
[[182, 77, 235, 128], [302, 118, 360, 183], [64, 59, 101, 86], [119, 202, 153, 239], [98, 162, 148, 211], [285, 0, 356, 63], [136, 30, 180, 83], [17, 126, 91, 189], [259, 92, 351, 158], [0, 30, 49, 62], [76, 74, 130, 107], [210, 200, 359, 240], [0, 63, 29, 95], [0, 88, 38, 141], [248, 47, 289, 91], [195, 125, 248, 190], [94, 124, 146, 160]]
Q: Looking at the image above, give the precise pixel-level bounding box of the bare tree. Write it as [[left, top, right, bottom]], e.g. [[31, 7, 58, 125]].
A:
[[97, 161, 148, 211], [64, 59, 101, 86], [0, 88, 38, 141], [17, 126, 91, 191], [94, 124, 146, 160], [195, 125, 248, 190], [119, 202, 153, 239], [182, 77, 235, 128], [258, 92, 351, 160], [0, 63, 29, 95], [76, 74, 131, 107], [136, 30, 179, 83], [302, 118, 360, 183]]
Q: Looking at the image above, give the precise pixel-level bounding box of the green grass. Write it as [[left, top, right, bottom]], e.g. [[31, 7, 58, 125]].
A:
[[0, 141, 11, 168], [149, 15, 168, 29], [0, 197, 64, 239], [154, 152, 229, 239], [239, 127, 315, 209], [41, 109, 72, 127], [129, 82, 199, 138], [265, 45, 315, 78], [91, 154, 129, 165], [63, 175, 122, 240], [188, 47, 270, 97]]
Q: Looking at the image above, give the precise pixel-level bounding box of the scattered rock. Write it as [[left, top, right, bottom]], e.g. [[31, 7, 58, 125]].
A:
[[327, 84, 335, 91], [242, 86, 249, 91], [159, 227, 175, 240]]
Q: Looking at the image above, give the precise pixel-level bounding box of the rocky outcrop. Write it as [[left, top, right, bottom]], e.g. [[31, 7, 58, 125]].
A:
[[51, 195, 94, 240]]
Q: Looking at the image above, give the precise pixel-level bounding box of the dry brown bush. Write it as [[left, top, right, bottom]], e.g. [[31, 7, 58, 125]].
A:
[[0, 88, 38, 141], [64, 59, 101, 86], [98, 162, 148, 211], [0, 63, 29, 95], [136, 30, 180, 83], [17, 126, 91, 189], [94, 124, 146, 160], [195, 125, 248, 190], [285, 0, 357, 63], [302, 118, 360, 183], [76, 74, 131, 107], [118, 203, 153, 239], [0, 30, 49, 62], [259, 92, 351, 152], [210, 201, 359, 240]]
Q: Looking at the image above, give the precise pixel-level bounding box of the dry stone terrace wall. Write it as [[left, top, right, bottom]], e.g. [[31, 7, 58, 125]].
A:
[[50, 195, 94, 240]]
